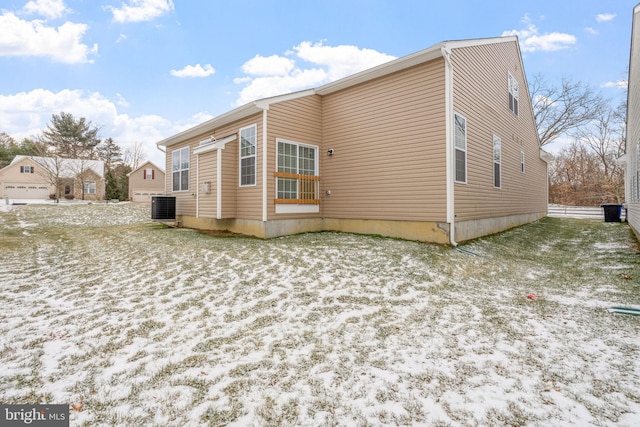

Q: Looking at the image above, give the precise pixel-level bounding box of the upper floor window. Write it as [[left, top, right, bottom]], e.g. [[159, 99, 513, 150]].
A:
[[454, 113, 467, 183], [493, 135, 502, 188], [172, 147, 189, 192], [239, 125, 256, 186], [20, 165, 34, 174], [508, 73, 519, 116], [144, 168, 154, 180], [521, 151, 525, 173]]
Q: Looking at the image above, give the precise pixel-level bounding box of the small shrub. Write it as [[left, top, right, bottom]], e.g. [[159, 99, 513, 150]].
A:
[[64, 195, 75, 200]]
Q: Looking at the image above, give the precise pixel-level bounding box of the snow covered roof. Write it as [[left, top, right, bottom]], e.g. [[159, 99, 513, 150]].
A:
[[10, 155, 105, 178]]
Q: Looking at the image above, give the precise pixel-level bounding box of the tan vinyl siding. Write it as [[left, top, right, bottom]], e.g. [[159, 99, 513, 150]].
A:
[[164, 113, 265, 220], [197, 151, 217, 218], [266, 95, 323, 220], [627, 6, 640, 235], [321, 59, 447, 221], [451, 41, 546, 221], [215, 113, 262, 219], [166, 140, 196, 216]]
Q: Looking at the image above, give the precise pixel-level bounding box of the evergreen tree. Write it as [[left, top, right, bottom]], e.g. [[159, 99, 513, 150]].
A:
[[40, 112, 101, 158]]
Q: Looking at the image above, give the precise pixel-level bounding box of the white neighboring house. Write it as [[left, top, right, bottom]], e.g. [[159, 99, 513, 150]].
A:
[[0, 155, 105, 201], [626, 3, 640, 238]]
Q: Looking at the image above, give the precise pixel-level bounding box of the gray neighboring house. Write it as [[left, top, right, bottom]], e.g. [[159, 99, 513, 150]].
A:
[[626, 3, 640, 238]]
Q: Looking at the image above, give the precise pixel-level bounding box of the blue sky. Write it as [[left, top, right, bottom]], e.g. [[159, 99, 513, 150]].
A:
[[0, 0, 636, 166]]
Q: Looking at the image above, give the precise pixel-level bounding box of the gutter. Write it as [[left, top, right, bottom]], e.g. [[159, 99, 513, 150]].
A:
[[442, 46, 458, 246]]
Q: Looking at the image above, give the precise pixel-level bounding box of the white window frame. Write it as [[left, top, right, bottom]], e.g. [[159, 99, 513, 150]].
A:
[[454, 112, 467, 184], [275, 138, 319, 214], [144, 168, 153, 180], [508, 72, 519, 116], [84, 181, 96, 195], [239, 124, 257, 187], [20, 165, 34, 174], [493, 135, 502, 189], [172, 147, 190, 192]]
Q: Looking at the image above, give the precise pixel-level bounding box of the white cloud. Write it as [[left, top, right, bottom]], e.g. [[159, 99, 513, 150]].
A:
[[584, 27, 598, 35], [503, 17, 576, 53], [596, 13, 616, 23], [294, 41, 396, 80], [234, 41, 396, 106], [0, 12, 97, 63], [107, 0, 175, 23], [242, 54, 295, 76], [23, 0, 68, 19], [0, 88, 178, 167], [116, 33, 128, 43], [170, 63, 215, 78], [603, 79, 628, 89]]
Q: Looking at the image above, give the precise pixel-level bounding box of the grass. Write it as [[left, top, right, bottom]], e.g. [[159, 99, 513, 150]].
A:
[[0, 203, 639, 426]]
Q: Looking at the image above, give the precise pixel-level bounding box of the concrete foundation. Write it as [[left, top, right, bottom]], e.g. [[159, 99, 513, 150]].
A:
[[454, 211, 547, 243], [177, 211, 546, 244]]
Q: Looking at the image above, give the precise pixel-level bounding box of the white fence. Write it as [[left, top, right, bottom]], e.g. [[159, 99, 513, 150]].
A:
[[547, 204, 619, 220]]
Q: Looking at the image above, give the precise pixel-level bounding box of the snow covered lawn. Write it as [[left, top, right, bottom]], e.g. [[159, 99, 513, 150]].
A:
[[1, 202, 639, 426]]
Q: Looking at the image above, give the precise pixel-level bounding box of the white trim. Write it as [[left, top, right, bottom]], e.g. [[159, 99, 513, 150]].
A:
[[493, 134, 502, 189], [453, 112, 467, 184], [443, 47, 456, 245], [194, 134, 237, 155], [262, 110, 268, 222], [217, 148, 222, 219], [275, 204, 320, 214], [196, 155, 200, 217], [274, 138, 320, 213], [239, 124, 257, 187]]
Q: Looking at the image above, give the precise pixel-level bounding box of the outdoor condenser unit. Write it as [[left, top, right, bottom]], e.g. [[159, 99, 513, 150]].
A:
[[151, 196, 176, 220]]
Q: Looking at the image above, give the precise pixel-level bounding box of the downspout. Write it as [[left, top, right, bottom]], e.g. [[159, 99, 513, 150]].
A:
[[216, 147, 222, 219], [196, 155, 199, 218], [442, 46, 458, 246], [262, 108, 268, 223]]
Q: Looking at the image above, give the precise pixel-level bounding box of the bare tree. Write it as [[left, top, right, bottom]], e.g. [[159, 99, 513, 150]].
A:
[[30, 155, 68, 203], [530, 74, 609, 146], [572, 101, 626, 203], [123, 141, 146, 169]]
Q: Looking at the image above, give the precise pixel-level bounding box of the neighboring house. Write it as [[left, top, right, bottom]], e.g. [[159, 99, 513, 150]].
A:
[[0, 155, 105, 201], [625, 4, 640, 239], [156, 36, 550, 244], [127, 161, 166, 202]]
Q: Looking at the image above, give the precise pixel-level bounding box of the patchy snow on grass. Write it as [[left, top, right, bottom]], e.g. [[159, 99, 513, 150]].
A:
[[0, 204, 639, 426]]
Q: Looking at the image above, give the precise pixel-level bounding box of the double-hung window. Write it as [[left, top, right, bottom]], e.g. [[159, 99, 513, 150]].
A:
[[20, 165, 34, 173], [454, 113, 467, 183], [144, 168, 154, 180], [276, 139, 318, 201], [493, 135, 502, 188], [172, 147, 189, 192], [239, 125, 256, 186], [508, 73, 519, 116], [84, 181, 96, 194], [521, 151, 525, 173]]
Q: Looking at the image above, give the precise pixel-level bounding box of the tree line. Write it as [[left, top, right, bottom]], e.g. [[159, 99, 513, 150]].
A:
[[531, 73, 626, 206], [1, 112, 147, 201]]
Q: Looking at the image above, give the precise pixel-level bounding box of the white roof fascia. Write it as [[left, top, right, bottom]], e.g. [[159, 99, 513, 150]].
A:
[[157, 89, 316, 148], [540, 149, 553, 163], [193, 134, 237, 155], [157, 36, 518, 147]]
